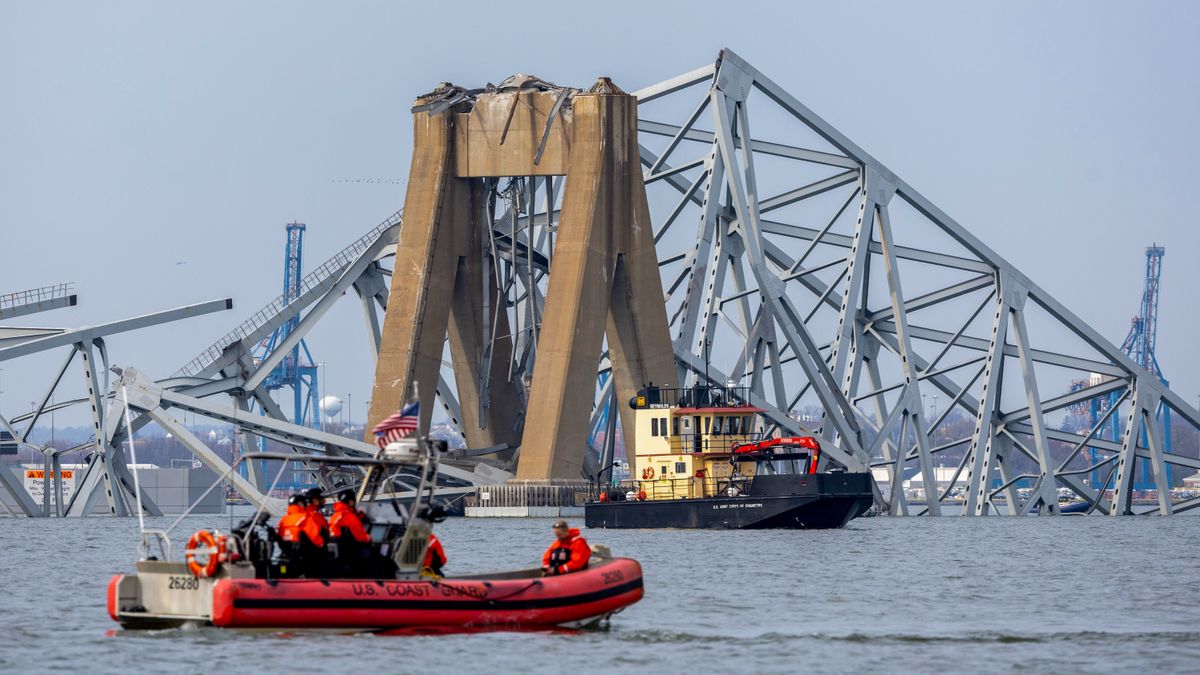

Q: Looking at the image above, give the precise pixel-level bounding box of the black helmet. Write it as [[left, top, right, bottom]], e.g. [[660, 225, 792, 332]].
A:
[[288, 494, 304, 506], [337, 489, 356, 504], [305, 487, 324, 502]]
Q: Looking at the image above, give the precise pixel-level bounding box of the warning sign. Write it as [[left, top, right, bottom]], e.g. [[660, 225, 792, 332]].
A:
[[22, 467, 77, 506], [23, 470, 74, 480]]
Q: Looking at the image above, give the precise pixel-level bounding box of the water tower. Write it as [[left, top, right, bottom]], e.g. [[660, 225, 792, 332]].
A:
[[320, 395, 344, 426]]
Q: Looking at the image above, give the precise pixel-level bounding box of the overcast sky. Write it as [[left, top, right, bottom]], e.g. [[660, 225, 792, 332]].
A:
[[2, 1, 1199, 427]]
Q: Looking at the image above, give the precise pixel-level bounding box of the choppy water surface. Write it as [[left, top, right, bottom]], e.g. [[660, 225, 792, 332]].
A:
[[3, 514, 1198, 673]]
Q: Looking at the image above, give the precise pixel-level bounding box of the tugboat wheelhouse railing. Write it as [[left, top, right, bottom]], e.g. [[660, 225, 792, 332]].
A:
[[635, 384, 757, 409], [598, 453, 820, 500], [670, 431, 763, 454]]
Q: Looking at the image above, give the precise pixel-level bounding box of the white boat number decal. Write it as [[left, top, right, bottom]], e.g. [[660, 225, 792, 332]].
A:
[[713, 503, 764, 509], [168, 576, 200, 590]]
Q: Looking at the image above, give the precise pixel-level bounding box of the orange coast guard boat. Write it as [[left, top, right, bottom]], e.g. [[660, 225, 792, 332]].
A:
[[108, 442, 643, 632], [108, 556, 643, 632]]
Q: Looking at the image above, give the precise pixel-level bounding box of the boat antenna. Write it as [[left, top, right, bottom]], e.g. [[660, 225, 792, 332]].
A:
[[120, 383, 147, 555], [703, 338, 711, 405]]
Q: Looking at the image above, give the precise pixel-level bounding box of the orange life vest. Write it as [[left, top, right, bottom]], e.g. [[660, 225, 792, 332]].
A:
[[541, 529, 590, 575], [277, 504, 307, 543], [329, 502, 370, 543], [303, 503, 328, 547], [423, 533, 446, 572]]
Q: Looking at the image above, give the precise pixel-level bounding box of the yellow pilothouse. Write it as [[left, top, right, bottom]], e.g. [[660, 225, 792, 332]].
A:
[[628, 385, 765, 500]]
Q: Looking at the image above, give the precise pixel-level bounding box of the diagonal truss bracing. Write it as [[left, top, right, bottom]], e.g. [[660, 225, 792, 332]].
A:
[[13, 48, 1191, 517], [624, 48, 1198, 515]]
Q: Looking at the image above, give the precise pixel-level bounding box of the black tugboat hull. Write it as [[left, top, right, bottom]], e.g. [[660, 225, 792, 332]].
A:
[[585, 473, 874, 530]]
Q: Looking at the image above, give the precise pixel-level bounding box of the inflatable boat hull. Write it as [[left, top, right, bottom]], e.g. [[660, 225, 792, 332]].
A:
[[109, 557, 643, 631]]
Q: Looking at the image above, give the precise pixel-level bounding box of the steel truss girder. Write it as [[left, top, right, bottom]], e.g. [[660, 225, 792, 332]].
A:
[[56, 47, 1191, 518], [0, 299, 230, 517], [116, 368, 509, 502], [631, 48, 1198, 516]]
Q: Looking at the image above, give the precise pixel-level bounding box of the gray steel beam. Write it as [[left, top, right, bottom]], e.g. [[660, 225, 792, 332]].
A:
[[183, 217, 400, 378], [243, 232, 396, 392], [632, 63, 716, 104], [637, 120, 859, 170], [876, 202, 940, 514], [1010, 303, 1060, 515], [0, 285, 77, 320], [148, 408, 281, 515], [0, 327, 65, 349], [962, 289, 1008, 516], [146, 378, 503, 487], [757, 219, 992, 274], [870, 321, 1128, 377], [0, 299, 233, 362], [0, 452, 40, 516]]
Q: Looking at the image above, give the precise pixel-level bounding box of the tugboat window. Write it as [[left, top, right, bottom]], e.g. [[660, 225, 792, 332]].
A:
[[713, 416, 724, 434], [675, 461, 686, 474], [661, 417, 667, 435], [651, 418, 659, 436], [673, 417, 680, 435]]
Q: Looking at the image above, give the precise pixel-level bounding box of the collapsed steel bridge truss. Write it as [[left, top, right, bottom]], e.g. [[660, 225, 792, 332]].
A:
[[429, 48, 1199, 515], [5, 49, 1196, 516], [0, 217, 509, 516], [627, 49, 1198, 515]]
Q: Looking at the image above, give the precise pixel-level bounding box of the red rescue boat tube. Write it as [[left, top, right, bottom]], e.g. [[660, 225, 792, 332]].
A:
[[211, 557, 643, 630], [107, 575, 123, 622]]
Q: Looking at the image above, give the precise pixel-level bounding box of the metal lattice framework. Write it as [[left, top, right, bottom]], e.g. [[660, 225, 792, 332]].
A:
[[627, 49, 1200, 515], [0, 296, 232, 516], [458, 49, 1200, 514], [0, 211, 510, 517], [6, 48, 1196, 516]]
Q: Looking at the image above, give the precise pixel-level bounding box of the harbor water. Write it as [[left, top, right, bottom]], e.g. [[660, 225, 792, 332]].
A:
[[3, 514, 1199, 673]]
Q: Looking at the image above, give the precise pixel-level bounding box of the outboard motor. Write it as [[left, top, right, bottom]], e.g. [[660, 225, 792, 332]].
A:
[[232, 511, 278, 578]]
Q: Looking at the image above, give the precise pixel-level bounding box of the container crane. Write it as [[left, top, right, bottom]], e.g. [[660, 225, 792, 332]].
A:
[[1120, 245, 1171, 489], [1069, 245, 1171, 490], [255, 221, 321, 427], [235, 222, 321, 485]]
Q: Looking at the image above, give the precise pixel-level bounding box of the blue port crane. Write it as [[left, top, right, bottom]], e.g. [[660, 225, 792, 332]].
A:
[[239, 222, 321, 485], [1119, 244, 1171, 489], [255, 222, 321, 428], [1070, 245, 1171, 490]]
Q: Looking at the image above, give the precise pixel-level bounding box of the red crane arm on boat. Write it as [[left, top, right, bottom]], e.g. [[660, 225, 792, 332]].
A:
[[731, 436, 821, 453]]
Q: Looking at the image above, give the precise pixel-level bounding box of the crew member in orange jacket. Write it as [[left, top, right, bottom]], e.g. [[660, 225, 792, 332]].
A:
[[301, 488, 330, 577], [330, 490, 371, 578], [330, 491, 370, 543], [276, 494, 308, 577], [541, 520, 590, 576], [422, 532, 447, 578]]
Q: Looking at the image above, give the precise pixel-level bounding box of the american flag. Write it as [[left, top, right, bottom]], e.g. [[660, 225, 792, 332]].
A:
[[373, 401, 420, 448]]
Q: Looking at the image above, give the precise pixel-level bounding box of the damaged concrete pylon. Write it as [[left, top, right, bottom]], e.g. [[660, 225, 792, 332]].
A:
[[367, 76, 676, 480]]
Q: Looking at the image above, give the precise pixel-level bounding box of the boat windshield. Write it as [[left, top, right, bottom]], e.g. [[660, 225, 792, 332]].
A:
[[737, 449, 814, 476]]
